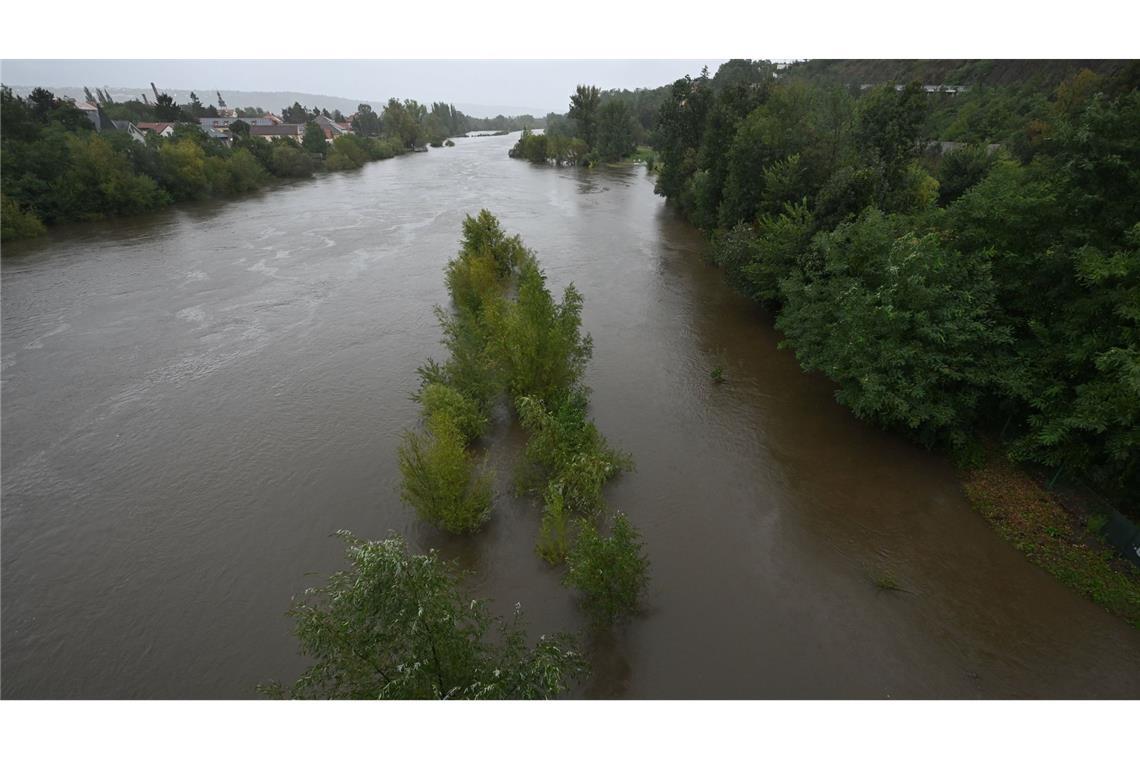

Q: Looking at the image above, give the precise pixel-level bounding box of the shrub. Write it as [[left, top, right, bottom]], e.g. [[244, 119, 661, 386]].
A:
[[487, 260, 593, 404], [565, 512, 649, 626], [536, 482, 571, 564], [416, 381, 488, 443], [516, 393, 631, 514], [260, 532, 587, 699], [398, 414, 492, 534], [1, 192, 46, 240]]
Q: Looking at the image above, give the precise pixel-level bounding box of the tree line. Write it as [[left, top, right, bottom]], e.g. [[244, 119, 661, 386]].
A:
[[510, 84, 642, 165], [0, 87, 410, 241], [647, 60, 1139, 507]]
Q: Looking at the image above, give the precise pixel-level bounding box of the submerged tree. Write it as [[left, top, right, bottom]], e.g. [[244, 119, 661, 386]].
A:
[[398, 413, 492, 534], [260, 532, 587, 699], [565, 512, 649, 626]]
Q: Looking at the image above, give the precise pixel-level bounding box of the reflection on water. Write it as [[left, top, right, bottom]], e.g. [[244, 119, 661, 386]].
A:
[[3, 134, 1139, 698]]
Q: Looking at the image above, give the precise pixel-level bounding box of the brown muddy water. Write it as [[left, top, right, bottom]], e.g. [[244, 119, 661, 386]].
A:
[[3, 133, 1139, 698]]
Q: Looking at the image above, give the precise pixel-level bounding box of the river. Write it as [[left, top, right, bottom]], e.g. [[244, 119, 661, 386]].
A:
[[3, 132, 1139, 698]]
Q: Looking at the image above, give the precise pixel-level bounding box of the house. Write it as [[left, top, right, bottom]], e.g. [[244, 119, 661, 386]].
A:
[[314, 114, 352, 141], [111, 120, 147, 143], [136, 122, 176, 138], [198, 124, 233, 147], [250, 124, 303, 142], [72, 100, 102, 131], [198, 116, 277, 129]]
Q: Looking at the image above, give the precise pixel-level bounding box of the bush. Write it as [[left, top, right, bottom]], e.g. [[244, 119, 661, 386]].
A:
[[1, 192, 46, 240], [487, 259, 593, 405], [536, 482, 572, 564], [516, 393, 631, 514], [565, 512, 649, 626], [267, 140, 313, 178], [260, 532, 587, 699], [416, 382, 488, 443], [777, 209, 1010, 448], [398, 414, 492, 534]]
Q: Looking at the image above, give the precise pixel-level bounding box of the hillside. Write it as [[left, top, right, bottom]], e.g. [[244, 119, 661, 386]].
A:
[[782, 59, 1132, 89]]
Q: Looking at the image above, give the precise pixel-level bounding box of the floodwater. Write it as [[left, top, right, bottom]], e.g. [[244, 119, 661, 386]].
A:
[[3, 133, 1139, 698]]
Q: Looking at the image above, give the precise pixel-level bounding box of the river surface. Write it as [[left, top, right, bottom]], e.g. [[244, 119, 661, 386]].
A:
[[3, 132, 1139, 699]]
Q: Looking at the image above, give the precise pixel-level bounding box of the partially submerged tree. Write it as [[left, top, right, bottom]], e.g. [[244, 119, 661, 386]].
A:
[[261, 532, 587, 699], [565, 512, 649, 626]]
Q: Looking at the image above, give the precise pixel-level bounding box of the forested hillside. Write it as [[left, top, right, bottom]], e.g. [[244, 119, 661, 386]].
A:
[[646, 60, 1139, 509]]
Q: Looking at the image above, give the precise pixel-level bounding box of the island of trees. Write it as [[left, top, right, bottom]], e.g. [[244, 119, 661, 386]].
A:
[[263, 212, 649, 698]]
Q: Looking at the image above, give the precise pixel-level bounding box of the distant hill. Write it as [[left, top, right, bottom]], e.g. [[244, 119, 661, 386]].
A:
[[2, 85, 544, 119], [781, 60, 1131, 89]]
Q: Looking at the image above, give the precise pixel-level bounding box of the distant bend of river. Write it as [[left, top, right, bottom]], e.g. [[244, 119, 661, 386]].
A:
[[3, 133, 1139, 698]]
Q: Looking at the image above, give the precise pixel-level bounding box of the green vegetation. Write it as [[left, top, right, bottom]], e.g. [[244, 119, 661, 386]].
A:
[[516, 393, 632, 514], [260, 532, 587, 698], [647, 60, 1140, 512], [963, 450, 1140, 628], [1, 86, 548, 241], [565, 512, 650, 626], [509, 83, 641, 166], [0, 86, 416, 241], [402, 211, 646, 621], [397, 414, 492, 534]]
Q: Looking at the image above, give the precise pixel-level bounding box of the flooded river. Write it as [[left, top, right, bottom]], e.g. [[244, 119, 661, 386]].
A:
[[3, 132, 1139, 698]]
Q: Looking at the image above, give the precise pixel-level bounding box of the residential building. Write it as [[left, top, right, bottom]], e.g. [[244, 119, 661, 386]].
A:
[[136, 122, 176, 138], [250, 124, 303, 142]]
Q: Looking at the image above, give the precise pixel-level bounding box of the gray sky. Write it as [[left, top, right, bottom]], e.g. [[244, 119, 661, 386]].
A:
[[0, 60, 727, 115]]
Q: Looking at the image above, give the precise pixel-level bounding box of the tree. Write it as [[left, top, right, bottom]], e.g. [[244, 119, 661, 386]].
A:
[[854, 81, 928, 196], [594, 99, 636, 162], [228, 119, 251, 139], [260, 532, 587, 699], [565, 512, 649, 626], [486, 259, 593, 405], [568, 85, 601, 147], [777, 209, 1010, 449], [281, 101, 310, 124], [302, 121, 327, 155], [352, 103, 381, 136], [398, 413, 492, 534], [153, 91, 181, 122]]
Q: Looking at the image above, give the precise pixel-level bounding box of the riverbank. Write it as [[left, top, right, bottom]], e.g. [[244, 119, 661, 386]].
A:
[[1, 135, 419, 245], [961, 448, 1140, 628]]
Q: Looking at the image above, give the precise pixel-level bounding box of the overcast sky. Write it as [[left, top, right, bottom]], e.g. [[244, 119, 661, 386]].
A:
[[1, 60, 727, 114]]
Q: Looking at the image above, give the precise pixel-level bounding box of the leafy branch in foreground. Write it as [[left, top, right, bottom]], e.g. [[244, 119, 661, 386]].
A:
[[260, 532, 587, 699]]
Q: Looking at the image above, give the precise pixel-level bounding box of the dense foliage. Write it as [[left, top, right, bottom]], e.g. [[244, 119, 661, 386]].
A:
[[509, 83, 640, 166], [649, 60, 1140, 505], [0, 86, 418, 240], [261, 532, 586, 698], [565, 512, 650, 626], [402, 211, 647, 620]]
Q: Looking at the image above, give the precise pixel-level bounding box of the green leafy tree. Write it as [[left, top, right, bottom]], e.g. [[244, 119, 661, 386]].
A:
[[153, 91, 181, 122], [515, 393, 632, 514], [260, 532, 587, 699], [568, 85, 601, 147], [302, 121, 327, 156], [398, 413, 492, 534], [565, 512, 649, 626], [486, 259, 593, 405], [594, 100, 636, 162], [778, 209, 1010, 449], [281, 101, 310, 124]]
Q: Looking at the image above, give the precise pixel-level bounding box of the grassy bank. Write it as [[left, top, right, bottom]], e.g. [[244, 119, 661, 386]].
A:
[[961, 449, 1140, 628]]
